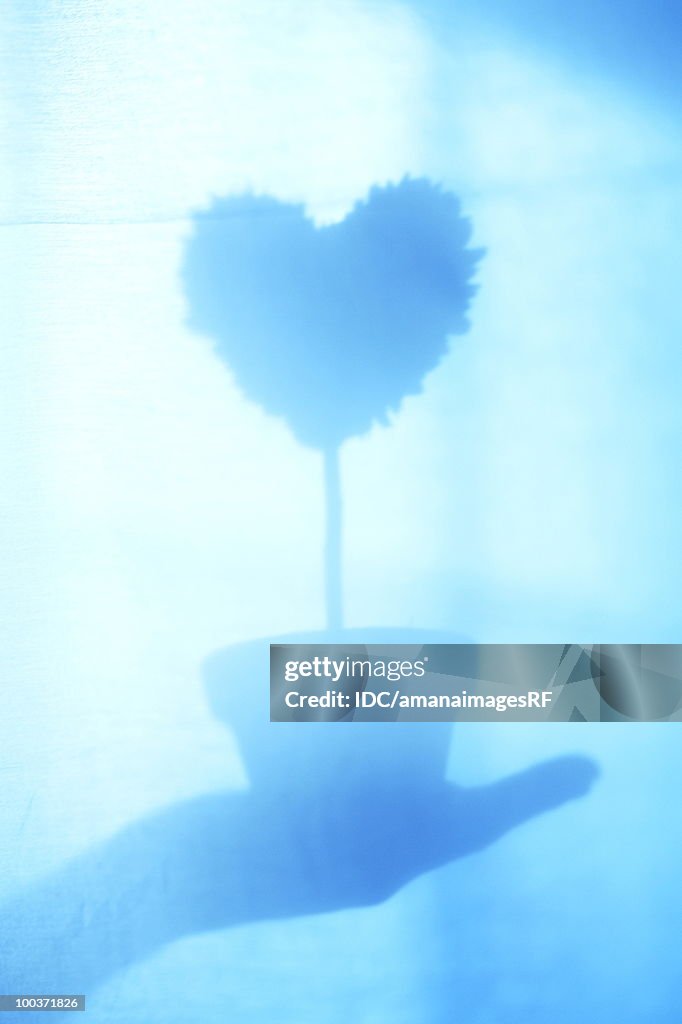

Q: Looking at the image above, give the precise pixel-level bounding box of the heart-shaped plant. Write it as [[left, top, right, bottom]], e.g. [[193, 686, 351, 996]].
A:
[[183, 177, 482, 627]]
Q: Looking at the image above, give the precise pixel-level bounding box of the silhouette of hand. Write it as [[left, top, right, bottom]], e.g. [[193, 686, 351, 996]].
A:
[[194, 753, 598, 923], [0, 639, 598, 995], [195, 638, 599, 919]]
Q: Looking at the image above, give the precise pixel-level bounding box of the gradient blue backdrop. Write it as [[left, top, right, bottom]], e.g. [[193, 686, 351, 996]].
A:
[[2, 1, 681, 1021]]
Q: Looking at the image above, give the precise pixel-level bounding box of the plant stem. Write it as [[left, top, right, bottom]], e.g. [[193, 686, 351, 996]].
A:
[[323, 445, 343, 630]]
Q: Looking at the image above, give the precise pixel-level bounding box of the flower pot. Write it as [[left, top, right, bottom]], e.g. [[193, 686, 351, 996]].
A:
[[202, 628, 471, 790]]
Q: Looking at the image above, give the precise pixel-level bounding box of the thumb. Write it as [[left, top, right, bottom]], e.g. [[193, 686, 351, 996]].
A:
[[447, 755, 599, 858]]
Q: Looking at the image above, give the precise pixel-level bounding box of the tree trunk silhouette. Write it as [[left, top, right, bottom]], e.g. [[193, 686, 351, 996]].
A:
[[323, 446, 343, 629]]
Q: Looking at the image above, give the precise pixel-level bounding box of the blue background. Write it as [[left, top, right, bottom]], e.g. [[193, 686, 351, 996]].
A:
[[2, 1, 681, 1020]]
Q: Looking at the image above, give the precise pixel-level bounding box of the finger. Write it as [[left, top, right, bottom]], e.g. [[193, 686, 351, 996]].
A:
[[447, 754, 599, 857]]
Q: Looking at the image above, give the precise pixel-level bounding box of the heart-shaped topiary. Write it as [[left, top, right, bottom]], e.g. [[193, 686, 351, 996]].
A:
[[182, 177, 483, 628], [183, 177, 482, 449]]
